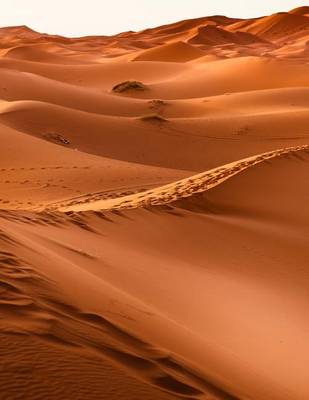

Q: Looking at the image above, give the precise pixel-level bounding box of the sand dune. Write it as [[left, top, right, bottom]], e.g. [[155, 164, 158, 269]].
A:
[[188, 25, 269, 46], [0, 145, 308, 400], [146, 57, 309, 99], [57, 145, 308, 211], [0, 6, 308, 400], [3, 43, 94, 64], [289, 6, 309, 16], [133, 41, 206, 62], [227, 12, 309, 39]]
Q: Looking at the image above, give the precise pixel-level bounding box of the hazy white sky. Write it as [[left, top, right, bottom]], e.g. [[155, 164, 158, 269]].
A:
[[1, 0, 308, 37]]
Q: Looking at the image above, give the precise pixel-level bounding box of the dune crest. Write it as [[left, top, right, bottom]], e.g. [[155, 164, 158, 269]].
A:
[[57, 145, 308, 212]]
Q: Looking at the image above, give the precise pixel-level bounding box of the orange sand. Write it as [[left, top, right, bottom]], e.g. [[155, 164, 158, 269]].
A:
[[0, 7, 308, 400]]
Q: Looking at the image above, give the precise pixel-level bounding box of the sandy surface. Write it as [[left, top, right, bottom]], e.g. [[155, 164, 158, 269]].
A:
[[0, 6, 308, 400]]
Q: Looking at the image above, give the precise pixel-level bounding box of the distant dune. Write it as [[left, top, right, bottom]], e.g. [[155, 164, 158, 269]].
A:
[[0, 6, 308, 400], [132, 41, 206, 62]]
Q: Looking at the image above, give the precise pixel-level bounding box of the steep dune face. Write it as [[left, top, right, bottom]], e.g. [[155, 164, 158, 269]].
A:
[[188, 25, 268, 46], [289, 6, 309, 16], [227, 12, 309, 39], [0, 6, 308, 400]]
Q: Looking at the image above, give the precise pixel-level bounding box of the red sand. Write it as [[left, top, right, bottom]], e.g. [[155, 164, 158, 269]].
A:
[[0, 6, 308, 400]]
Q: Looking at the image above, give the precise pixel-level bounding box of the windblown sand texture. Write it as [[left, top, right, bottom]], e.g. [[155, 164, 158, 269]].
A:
[[0, 6, 309, 400]]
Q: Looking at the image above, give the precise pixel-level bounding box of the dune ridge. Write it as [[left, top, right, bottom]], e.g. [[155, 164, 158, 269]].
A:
[[56, 144, 308, 212]]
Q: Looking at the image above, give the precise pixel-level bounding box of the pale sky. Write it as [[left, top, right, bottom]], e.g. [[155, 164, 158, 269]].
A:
[[1, 0, 308, 37]]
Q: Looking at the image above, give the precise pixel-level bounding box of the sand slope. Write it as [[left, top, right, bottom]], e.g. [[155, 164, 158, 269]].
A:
[[0, 146, 308, 400], [0, 6, 308, 400], [133, 41, 207, 62]]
